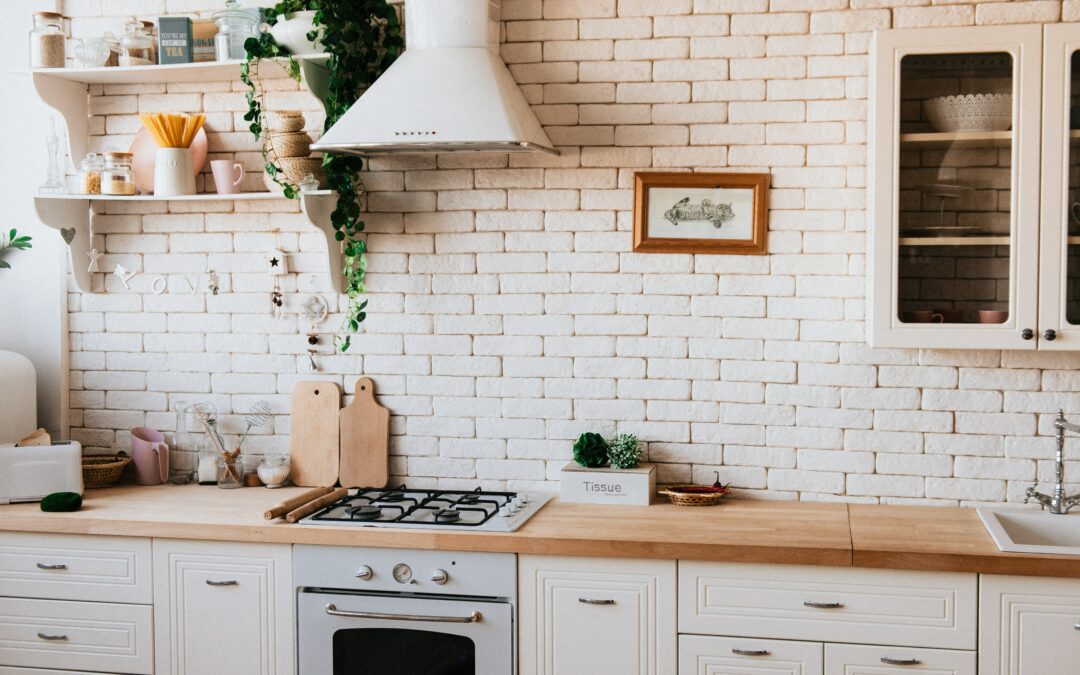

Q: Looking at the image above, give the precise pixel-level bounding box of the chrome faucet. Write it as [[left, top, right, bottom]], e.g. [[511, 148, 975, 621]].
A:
[[1025, 410, 1080, 515]]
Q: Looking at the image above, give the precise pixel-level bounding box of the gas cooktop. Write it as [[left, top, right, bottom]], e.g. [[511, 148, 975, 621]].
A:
[[298, 486, 552, 532]]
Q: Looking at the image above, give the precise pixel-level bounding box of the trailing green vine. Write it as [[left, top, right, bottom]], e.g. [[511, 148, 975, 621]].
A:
[[243, 1, 403, 352]]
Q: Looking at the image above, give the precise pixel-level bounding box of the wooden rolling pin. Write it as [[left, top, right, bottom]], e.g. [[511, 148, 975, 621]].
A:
[[285, 487, 348, 523], [264, 486, 335, 520]]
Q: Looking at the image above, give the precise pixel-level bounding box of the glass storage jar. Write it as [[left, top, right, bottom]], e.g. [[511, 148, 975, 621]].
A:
[[213, 0, 260, 61], [119, 17, 155, 66], [29, 11, 67, 68], [101, 152, 136, 195], [140, 20, 158, 65], [256, 454, 290, 488], [217, 456, 243, 489], [103, 32, 120, 67], [77, 153, 103, 194]]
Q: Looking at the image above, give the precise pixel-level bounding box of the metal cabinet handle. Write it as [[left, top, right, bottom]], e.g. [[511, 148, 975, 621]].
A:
[[732, 648, 770, 657], [205, 579, 238, 587], [326, 603, 482, 624], [803, 601, 844, 609], [880, 657, 921, 666], [1074, 623, 1080, 631], [1045, 329, 1058, 341], [578, 597, 616, 605], [35, 563, 67, 570], [1021, 328, 1034, 340], [37, 633, 68, 641]]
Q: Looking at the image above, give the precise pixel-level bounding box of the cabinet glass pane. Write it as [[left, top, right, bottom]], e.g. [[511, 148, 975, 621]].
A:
[[1068, 50, 1080, 326], [897, 52, 1014, 326]]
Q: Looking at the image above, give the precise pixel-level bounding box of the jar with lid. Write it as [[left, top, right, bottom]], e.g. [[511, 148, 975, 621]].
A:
[[29, 11, 67, 68], [101, 152, 136, 195], [139, 20, 158, 65], [256, 454, 290, 488], [103, 32, 120, 67], [119, 17, 155, 66], [213, 0, 260, 61], [78, 153, 103, 194]]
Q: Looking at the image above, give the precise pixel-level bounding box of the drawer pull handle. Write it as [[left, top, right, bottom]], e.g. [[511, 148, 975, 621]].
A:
[[1074, 623, 1080, 631], [37, 633, 68, 641], [803, 601, 844, 609], [35, 563, 67, 570], [578, 597, 616, 605], [732, 648, 770, 657], [880, 658, 922, 666], [205, 579, 239, 587]]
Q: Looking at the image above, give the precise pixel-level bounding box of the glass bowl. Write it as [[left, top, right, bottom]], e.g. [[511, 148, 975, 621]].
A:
[[75, 37, 111, 68]]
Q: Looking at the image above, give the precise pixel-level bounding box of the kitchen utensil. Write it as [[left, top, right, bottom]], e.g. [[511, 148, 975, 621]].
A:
[[74, 37, 111, 67], [290, 381, 342, 487], [979, 310, 1009, 324], [338, 377, 390, 489], [924, 93, 1012, 133], [933, 308, 965, 323], [901, 310, 944, 323], [264, 485, 334, 520], [82, 453, 131, 489], [238, 400, 272, 449], [286, 486, 348, 523], [130, 127, 208, 194], [131, 427, 170, 486], [0, 441, 83, 504], [154, 147, 196, 196], [210, 160, 245, 194]]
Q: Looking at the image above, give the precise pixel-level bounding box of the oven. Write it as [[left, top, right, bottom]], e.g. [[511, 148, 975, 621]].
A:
[[295, 545, 517, 675]]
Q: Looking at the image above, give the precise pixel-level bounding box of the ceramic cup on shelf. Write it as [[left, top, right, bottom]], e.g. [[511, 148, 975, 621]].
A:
[[900, 310, 944, 324], [153, 147, 196, 197], [131, 427, 170, 486], [210, 160, 244, 195], [978, 310, 1009, 324], [933, 308, 965, 323]]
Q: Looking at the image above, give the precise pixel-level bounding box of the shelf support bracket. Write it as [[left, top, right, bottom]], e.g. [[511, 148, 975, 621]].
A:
[[300, 192, 344, 295], [34, 197, 92, 292], [32, 72, 89, 168]]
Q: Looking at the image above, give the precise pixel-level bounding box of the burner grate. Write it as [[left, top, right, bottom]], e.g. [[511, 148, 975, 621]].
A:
[[307, 486, 518, 528]]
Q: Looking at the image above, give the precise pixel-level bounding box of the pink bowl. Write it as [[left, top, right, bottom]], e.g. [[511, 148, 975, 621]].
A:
[[129, 128, 208, 194]]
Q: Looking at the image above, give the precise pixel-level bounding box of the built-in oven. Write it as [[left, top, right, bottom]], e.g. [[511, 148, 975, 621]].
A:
[[295, 545, 516, 675]]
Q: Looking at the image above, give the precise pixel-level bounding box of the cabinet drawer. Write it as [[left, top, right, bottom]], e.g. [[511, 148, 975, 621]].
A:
[[0, 668, 115, 674], [679, 634, 823, 675], [825, 644, 975, 674], [0, 533, 151, 604], [679, 562, 976, 650], [0, 597, 153, 674]]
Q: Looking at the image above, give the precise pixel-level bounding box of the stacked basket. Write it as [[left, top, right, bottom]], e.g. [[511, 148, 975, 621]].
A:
[[263, 111, 326, 191]]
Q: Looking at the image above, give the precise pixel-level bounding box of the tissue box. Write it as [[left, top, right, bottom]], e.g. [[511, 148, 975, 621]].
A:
[[560, 462, 655, 506]]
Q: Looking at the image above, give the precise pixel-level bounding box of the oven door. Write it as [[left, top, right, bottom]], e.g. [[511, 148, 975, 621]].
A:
[[298, 590, 513, 675]]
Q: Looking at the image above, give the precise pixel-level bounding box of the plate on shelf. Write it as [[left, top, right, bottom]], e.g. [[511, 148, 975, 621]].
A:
[[129, 128, 208, 194]]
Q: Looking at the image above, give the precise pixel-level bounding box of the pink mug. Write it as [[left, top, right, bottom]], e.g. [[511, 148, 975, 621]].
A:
[[210, 160, 244, 195], [131, 427, 169, 486]]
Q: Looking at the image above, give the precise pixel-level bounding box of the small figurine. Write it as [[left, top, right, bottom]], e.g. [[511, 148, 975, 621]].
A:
[[113, 264, 136, 290], [207, 269, 220, 296], [86, 248, 102, 273]]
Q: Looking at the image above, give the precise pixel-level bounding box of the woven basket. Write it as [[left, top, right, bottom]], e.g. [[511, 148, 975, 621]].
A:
[[264, 131, 312, 159], [267, 110, 305, 133], [82, 454, 131, 489], [263, 157, 326, 192], [659, 485, 731, 507]]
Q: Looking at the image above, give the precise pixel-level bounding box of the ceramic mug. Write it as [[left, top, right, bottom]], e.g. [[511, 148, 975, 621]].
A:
[[210, 160, 245, 195], [901, 310, 944, 324], [153, 147, 196, 197], [933, 308, 965, 323], [1070, 202, 1080, 227], [131, 427, 170, 486], [978, 310, 1009, 324]]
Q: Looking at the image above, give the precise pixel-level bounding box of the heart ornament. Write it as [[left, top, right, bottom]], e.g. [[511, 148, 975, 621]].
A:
[[60, 228, 76, 245]]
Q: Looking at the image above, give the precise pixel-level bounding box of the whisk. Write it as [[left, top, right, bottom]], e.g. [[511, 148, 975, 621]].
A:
[[238, 400, 272, 450]]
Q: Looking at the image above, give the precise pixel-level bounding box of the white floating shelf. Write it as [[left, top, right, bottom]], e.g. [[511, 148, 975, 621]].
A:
[[30, 54, 329, 85], [36, 190, 331, 202], [899, 131, 1013, 148]]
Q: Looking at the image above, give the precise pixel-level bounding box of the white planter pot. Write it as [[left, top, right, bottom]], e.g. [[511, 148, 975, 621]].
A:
[[269, 11, 326, 56]]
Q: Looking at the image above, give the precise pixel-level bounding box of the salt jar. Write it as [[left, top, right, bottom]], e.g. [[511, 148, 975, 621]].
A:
[[30, 11, 67, 68], [101, 152, 136, 195], [257, 454, 290, 488]]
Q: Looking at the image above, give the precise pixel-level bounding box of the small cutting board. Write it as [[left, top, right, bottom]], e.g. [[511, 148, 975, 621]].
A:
[[338, 377, 390, 488], [289, 381, 342, 487]]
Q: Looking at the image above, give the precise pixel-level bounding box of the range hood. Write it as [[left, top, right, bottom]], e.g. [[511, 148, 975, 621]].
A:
[[311, 0, 557, 156]]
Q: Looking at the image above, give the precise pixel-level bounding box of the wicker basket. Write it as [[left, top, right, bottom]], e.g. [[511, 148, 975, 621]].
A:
[[267, 110, 305, 133], [264, 131, 313, 159], [263, 157, 326, 192], [82, 454, 132, 489], [659, 484, 731, 507]]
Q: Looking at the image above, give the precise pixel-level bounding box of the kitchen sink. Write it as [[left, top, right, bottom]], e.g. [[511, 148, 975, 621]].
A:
[[978, 508, 1080, 556]]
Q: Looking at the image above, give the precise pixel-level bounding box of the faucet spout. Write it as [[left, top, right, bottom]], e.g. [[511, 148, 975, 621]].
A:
[[1025, 411, 1080, 515]]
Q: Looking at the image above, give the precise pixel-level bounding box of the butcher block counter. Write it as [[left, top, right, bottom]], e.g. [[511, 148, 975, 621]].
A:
[[0, 485, 1077, 577]]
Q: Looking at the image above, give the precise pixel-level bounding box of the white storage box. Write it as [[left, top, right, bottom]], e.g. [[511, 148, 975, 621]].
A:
[[560, 462, 656, 506]]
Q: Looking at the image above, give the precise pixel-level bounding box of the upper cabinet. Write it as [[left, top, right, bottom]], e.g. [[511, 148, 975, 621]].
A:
[[869, 25, 1080, 350]]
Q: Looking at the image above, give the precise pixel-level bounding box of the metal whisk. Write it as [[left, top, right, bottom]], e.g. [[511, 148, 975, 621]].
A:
[[238, 400, 272, 450]]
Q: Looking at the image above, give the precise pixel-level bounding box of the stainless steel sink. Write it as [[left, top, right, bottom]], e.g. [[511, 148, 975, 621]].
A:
[[978, 508, 1080, 556]]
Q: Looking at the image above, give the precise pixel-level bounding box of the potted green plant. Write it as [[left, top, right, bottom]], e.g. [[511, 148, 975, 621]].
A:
[[0, 229, 32, 270]]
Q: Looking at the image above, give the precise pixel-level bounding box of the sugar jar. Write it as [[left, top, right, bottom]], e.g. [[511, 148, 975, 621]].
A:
[[213, 0, 260, 61], [101, 152, 136, 195], [29, 11, 67, 68], [119, 17, 155, 66]]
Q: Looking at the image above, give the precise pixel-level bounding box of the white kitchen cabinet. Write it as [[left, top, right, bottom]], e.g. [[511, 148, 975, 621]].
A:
[[824, 644, 975, 674], [680, 635, 823, 675], [979, 574, 1080, 675], [153, 539, 294, 675], [869, 25, 1078, 350], [518, 554, 676, 675]]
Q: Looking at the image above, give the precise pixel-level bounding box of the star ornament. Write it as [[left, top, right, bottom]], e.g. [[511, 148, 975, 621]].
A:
[[113, 264, 136, 290], [86, 248, 103, 273]]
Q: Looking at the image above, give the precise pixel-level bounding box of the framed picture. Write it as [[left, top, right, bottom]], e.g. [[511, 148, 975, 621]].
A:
[[633, 172, 770, 254]]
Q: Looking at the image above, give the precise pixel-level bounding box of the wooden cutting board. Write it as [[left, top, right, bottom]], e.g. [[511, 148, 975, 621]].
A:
[[289, 381, 342, 487], [338, 377, 390, 488]]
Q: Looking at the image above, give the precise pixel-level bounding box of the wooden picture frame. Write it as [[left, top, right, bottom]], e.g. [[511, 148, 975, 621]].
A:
[[633, 172, 770, 254]]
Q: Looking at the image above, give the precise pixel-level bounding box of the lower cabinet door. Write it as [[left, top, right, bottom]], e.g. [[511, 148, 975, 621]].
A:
[[679, 635, 823, 675], [153, 539, 293, 675], [979, 574, 1080, 675], [519, 555, 676, 675], [824, 644, 975, 674]]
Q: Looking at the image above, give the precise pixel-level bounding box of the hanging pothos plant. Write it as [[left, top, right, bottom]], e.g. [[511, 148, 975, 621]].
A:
[[242, 0, 403, 352]]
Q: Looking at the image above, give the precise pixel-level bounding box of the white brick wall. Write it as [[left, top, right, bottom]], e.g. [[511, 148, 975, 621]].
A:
[[60, 0, 1080, 504]]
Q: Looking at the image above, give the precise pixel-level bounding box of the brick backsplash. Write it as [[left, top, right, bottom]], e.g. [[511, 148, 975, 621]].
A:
[[62, 0, 1080, 505]]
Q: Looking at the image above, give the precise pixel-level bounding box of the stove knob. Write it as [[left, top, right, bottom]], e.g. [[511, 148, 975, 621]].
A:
[[354, 565, 373, 581], [518, 494, 530, 505], [430, 569, 449, 585], [499, 505, 513, 517]]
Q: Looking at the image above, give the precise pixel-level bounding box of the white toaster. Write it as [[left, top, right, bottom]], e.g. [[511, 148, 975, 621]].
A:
[[0, 441, 84, 504]]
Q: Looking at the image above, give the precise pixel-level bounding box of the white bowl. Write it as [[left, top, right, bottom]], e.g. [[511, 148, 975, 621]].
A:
[[924, 93, 1012, 133]]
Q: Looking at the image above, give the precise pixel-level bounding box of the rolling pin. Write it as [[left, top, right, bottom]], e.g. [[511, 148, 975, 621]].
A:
[[285, 487, 348, 523], [264, 486, 335, 520]]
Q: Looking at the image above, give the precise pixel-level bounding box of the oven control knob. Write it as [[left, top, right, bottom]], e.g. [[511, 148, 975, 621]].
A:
[[430, 569, 449, 585], [354, 565, 373, 581]]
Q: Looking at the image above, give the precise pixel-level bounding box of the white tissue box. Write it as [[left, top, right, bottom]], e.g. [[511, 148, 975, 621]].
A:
[[560, 462, 655, 506]]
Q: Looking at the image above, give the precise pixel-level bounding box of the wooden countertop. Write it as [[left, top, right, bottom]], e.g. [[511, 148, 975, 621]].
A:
[[1, 485, 1077, 576]]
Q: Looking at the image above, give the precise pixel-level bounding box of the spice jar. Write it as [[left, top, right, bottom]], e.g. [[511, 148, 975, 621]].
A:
[[256, 454, 290, 488], [29, 11, 67, 68], [103, 32, 120, 67], [101, 152, 136, 195], [78, 153, 103, 195], [139, 20, 158, 65], [119, 17, 155, 66], [213, 0, 260, 61]]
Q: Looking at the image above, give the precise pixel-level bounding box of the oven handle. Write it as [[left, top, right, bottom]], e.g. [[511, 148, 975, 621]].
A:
[[325, 603, 483, 624]]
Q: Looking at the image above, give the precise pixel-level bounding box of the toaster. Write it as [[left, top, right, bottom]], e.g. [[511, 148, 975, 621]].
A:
[[0, 441, 83, 504]]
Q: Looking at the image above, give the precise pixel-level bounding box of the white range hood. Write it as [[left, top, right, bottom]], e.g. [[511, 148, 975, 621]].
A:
[[311, 0, 557, 156]]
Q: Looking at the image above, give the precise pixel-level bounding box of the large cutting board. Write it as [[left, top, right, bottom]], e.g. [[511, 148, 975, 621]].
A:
[[289, 381, 341, 487], [338, 377, 390, 488]]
